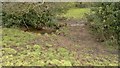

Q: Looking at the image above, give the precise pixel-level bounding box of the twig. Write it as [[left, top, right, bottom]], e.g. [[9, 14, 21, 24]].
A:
[[23, 20, 29, 30]]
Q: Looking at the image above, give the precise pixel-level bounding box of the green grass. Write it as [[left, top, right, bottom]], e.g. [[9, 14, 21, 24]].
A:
[[1, 5, 118, 66], [2, 28, 36, 48], [63, 8, 90, 19], [1, 28, 118, 66], [2, 28, 78, 66]]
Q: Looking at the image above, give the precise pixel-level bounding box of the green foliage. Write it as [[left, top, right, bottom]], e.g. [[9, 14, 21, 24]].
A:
[[87, 2, 120, 45], [2, 2, 73, 29]]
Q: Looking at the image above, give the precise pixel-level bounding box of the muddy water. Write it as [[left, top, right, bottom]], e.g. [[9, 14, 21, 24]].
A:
[[28, 29, 57, 34], [28, 29, 56, 34], [21, 27, 57, 34]]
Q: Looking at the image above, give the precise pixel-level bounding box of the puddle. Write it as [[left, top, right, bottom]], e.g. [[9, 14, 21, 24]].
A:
[[20, 27, 57, 34]]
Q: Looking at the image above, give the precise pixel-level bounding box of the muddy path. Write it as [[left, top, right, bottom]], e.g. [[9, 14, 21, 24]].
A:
[[56, 19, 118, 65], [27, 19, 118, 65]]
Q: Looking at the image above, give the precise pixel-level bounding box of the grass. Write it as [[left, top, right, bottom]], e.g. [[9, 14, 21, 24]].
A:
[[63, 8, 90, 19], [2, 28, 36, 48], [1, 28, 118, 66], [2, 28, 78, 66]]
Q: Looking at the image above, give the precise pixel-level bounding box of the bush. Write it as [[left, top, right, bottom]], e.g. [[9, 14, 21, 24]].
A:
[[87, 2, 120, 45], [2, 2, 73, 29]]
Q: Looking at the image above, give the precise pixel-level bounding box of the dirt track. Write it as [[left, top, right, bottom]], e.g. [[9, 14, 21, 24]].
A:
[[28, 19, 118, 65], [56, 19, 118, 65]]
